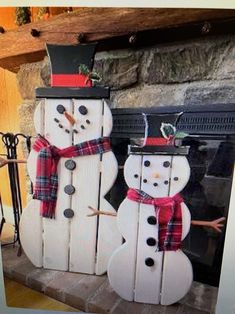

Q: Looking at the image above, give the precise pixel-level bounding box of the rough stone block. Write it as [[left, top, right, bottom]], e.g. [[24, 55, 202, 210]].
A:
[[16, 57, 50, 99], [27, 268, 59, 293], [140, 38, 229, 84], [184, 83, 235, 106], [1, 246, 28, 278], [18, 101, 38, 136], [94, 51, 139, 90], [111, 84, 186, 108], [87, 279, 121, 314], [216, 38, 235, 80], [45, 271, 85, 303], [11, 258, 38, 285], [64, 274, 106, 311]]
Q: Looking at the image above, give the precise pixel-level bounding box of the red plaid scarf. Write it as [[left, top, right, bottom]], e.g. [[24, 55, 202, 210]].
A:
[[127, 188, 183, 251], [33, 135, 111, 218]]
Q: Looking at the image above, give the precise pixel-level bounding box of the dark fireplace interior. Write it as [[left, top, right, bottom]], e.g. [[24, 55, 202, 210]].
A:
[[109, 103, 235, 287]]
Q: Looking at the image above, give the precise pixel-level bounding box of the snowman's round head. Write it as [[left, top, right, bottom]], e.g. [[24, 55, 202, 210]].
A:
[[34, 99, 113, 148], [124, 154, 190, 198]]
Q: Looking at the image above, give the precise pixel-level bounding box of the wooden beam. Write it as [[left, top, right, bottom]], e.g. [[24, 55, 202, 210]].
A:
[[1, 8, 235, 72]]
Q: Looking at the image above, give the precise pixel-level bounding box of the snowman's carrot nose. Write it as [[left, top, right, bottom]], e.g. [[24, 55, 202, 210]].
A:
[[64, 111, 76, 125], [152, 172, 160, 178]]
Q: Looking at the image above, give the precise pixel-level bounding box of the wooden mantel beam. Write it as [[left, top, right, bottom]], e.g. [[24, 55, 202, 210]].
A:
[[1, 8, 235, 72]]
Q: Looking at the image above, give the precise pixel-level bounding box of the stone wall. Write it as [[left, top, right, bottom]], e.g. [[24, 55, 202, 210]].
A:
[[17, 34, 235, 136]]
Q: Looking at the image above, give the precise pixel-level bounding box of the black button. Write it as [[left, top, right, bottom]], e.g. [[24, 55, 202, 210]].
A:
[[147, 216, 157, 225], [134, 174, 139, 178], [65, 160, 76, 170], [164, 180, 169, 185], [174, 177, 179, 181], [63, 208, 74, 219], [163, 161, 170, 168], [64, 185, 75, 195], [57, 104, 66, 114], [145, 258, 154, 267], [153, 182, 158, 187], [144, 160, 150, 167], [143, 179, 147, 183], [146, 238, 156, 246], [78, 105, 88, 115]]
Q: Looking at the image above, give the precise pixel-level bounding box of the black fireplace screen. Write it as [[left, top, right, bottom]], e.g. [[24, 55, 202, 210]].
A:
[[110, 103, 235, 287]]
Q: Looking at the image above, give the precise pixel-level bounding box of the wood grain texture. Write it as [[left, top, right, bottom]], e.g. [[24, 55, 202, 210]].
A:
[[4, 277, 79, 311], [1, 8, 235, 72]]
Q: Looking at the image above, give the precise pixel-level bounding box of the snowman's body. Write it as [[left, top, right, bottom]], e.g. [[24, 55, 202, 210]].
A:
[[20, 98, 122, 275], [108, 153, 193, 305]]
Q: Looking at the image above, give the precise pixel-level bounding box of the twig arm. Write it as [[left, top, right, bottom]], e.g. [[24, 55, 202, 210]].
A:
[[191, 217, 226, 233], [87, 206, 117, 217]]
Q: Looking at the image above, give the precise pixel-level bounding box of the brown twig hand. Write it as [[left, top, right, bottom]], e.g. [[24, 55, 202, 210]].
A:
[[0, 157, 26, 168], [87, 206, 117, 217], [191, 217, 226, 233]]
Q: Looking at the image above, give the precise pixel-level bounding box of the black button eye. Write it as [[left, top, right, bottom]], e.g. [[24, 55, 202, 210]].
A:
[[174, 177, 179, 181], [79, 105, 88, 115], [134, 174, 139, 178], [57, 104, 66, 114], [163, 161, 170, 168], [143, 179, 147, 183], [144, 160, 150, 167]]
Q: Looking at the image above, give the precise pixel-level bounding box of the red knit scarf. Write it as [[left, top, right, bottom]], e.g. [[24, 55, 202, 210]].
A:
[[33, 135, 111, 218], [127, 188, 183, 251]]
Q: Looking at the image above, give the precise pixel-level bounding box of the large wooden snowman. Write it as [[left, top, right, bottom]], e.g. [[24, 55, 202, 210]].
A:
[[108, 113, 193, 305], [19, 43, 122, 275]]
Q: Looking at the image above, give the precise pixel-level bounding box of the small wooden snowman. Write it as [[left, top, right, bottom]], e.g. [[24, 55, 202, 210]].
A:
[[20, 43, 122, 275], [108, 113, 193, 305]]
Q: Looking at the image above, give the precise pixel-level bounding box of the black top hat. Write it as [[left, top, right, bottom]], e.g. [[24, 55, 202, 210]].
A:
[[36, 43, 109, 99], [129, 113, 189, 155], [46, 43, 96, 87]]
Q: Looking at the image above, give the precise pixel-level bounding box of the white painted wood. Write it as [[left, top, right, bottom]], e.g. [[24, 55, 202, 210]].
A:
[[141, 155, 172, 198], [27, 149, 38, 184], [96, 151, 122, 275], [108, 153, 193, 305], [108, 198, 139, 301], [69, 154, 100, 273], [181, 202, 191, 240], [73, 99, 103, 144], [19, 199, 43, 267], [41, 99, 72, 270], [34, 100, 45, 135], [169, 156, 190, 196], [102, 100, 113, 137], [108, 155, 143, 300], [69, 99, 103, 274], [160, 250, 193, 305], [134, 203, 163, 304], [44, 99, 72, 148]]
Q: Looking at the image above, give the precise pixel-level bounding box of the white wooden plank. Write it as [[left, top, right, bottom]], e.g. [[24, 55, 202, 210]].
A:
[[141, 155, 172, 198], [44, 98, 72, 148], [134, 155, 171, 304], [72, 99, 103, 144], [102, 100, 113, 137], [181, 202, 191, 240], [69, 154, 100, 273], [160, 250, 193, 305], [26, 149, 38, 184], [95, 151, 122, 275], [33, 100, 44, 135], [42, 99, 72, 270], [69, 99, 103, 273], [19, 199, 43, 267], [108, 198, 139, 301], [43, 158, 71, 270], [169, 156, 190, 196], [108, 155, 142, 300], [134, 203, 163, 304]]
